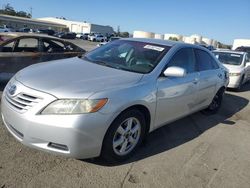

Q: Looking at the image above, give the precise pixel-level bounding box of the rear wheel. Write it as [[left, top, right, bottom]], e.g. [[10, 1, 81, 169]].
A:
[[203, 88, 224, 115], [101, 110, 146, 162]]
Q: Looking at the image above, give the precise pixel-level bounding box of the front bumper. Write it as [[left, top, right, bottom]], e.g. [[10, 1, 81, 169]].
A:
[[1, 81, 113, 159]]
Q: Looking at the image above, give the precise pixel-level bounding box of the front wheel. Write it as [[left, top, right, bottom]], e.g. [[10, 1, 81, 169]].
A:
[[101, 110, 146, 162], [203, 89, 224, 115]]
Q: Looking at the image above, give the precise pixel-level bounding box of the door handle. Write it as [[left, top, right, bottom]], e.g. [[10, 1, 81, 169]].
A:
[[193, 78, 199, 84], [218, 73, 223, 78]]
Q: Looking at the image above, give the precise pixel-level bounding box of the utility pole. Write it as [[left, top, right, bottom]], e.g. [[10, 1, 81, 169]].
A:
[[30, 7, 33, 18]]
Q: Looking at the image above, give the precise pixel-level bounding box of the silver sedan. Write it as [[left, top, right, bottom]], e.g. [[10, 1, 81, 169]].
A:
[[1, 38, 229, 162]]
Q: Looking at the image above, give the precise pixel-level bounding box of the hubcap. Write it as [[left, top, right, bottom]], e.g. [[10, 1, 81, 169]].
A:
[[113, 117, 141, 156], [210, 94, 219, 110]]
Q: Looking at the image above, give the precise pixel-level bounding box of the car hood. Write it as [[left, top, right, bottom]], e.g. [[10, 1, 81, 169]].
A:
[[15, 57, 143, 98], [222, 64, 243, 73]]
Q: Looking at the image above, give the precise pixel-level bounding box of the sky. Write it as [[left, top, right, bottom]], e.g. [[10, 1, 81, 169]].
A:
[[0, 0, 249, 44]]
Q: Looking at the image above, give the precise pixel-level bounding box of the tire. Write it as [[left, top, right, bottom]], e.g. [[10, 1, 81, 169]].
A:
[[236, 76, 244, 91], [101, 109, 146, 162], [203, 88, 224, 115], [101, 39, 104, 42]]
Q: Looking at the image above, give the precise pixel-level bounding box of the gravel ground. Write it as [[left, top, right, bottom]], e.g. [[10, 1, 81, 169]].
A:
[[0, 41, 250, 187]]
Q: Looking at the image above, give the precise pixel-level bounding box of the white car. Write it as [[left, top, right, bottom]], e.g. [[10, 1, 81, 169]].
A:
[[97, 37, 121, 47], [89, 34, 106, 42], [76, 33, 89, 40], [213, 50, 250, 90]]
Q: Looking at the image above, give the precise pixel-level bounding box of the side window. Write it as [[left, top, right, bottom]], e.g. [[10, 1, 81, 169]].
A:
[[246, 53, 250, 62], [210, 56, 219, 69], [14, 38, 38, 52], [195, 49, 218, 71], [1, 41, 15, 52], [167, 48, 196, 74], [41, 39, 65, 53]]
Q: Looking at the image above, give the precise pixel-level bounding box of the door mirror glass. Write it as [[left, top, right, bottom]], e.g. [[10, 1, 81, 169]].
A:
[[163, 66, 186, 77]]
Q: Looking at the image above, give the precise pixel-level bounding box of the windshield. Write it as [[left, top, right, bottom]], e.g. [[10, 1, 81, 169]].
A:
[[213, 52, 243, 66], [84, 40, 170, 74]]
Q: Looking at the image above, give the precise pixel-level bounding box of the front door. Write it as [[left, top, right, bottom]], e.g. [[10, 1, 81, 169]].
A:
[[155, 48, 199, 128]]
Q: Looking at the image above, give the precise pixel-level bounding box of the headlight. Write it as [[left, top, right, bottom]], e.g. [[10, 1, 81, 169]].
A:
[[229, 73, 241, 76], [41, 99, 108, 115]]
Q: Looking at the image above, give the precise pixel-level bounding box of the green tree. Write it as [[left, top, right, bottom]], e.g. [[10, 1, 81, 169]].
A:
[[0, 3, 31, 18], [169, 37, 179, 41], [119, 32, 129, 38]]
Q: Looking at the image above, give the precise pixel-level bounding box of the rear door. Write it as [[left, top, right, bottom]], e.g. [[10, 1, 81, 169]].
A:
[[194, 49, 221, 109], [12, 37, 41, 70], [40, 38, 80, 62], [0, 37, 41, 81], [0, 40, 16, 81], [155, 47, 199, 127]]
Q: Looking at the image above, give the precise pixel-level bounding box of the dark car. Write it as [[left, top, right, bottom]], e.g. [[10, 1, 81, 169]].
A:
[[36, 29, 55, 36], [0, 32, 86, 82], [235, 46, 250, 53], [17, 28, 32, 33], [54, 32, 76, 39]]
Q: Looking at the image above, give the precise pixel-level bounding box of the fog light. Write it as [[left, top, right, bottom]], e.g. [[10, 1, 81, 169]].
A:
[[48, 142, 68, 151]]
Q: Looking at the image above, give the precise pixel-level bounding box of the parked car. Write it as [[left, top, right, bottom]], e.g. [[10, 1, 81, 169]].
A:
[[0, 25, 12, 32], [88, 33, 106, 42], [213, 50, 250, 90], [235, 46, 250, 53], [1, 38, 228, 162], [76, 33, 89, 40], [36, 29, 55, 36], [17, 28, 33, 33], [0, 32, 85, 82], [54, 32, 76, 39], [97, 37, 121, 47]]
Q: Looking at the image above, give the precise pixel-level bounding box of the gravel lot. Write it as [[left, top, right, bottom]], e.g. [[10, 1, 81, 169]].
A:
[[1, 40, 250, 187]]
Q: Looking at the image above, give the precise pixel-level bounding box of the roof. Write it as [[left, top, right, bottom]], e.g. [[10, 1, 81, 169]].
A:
[[122, 37, 184, 46], [120, 37, 207, 49], [0, 14, 67, 28], [213, 49, 246, 55], [0, 32, 59, 40]]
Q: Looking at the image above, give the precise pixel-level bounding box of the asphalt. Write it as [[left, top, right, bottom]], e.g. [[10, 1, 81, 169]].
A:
[[0, 40, 250, 188]]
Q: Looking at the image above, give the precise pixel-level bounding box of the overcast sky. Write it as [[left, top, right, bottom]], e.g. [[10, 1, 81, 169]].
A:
[[1, 0, 250, 44]]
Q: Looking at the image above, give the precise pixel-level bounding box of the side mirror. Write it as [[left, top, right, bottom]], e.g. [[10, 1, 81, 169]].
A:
[[246, 62, 250, 67], [163, 66, 186, 77]]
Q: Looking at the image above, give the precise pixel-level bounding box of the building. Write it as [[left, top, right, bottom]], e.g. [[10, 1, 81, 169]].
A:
[[38, 17, 114, 34], [0, 14, 67, 31], [232, 39, 250, 50]]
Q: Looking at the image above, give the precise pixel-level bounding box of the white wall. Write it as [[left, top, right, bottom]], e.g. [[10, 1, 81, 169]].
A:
[[233, 39, 250, 50], [133, 31, 155, 38], [38, 17, 114, 34]]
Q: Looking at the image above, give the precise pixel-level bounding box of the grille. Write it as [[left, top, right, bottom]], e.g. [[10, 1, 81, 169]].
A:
[[5, 92, 42, 113]]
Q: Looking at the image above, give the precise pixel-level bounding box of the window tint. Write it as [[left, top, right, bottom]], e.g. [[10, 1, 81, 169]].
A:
[[14, 38, 38, 52], [210, 56, 219, 69], [195, 49, 218, 71], [1, 41, 14, 52], [167, 48, 196, 74]]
